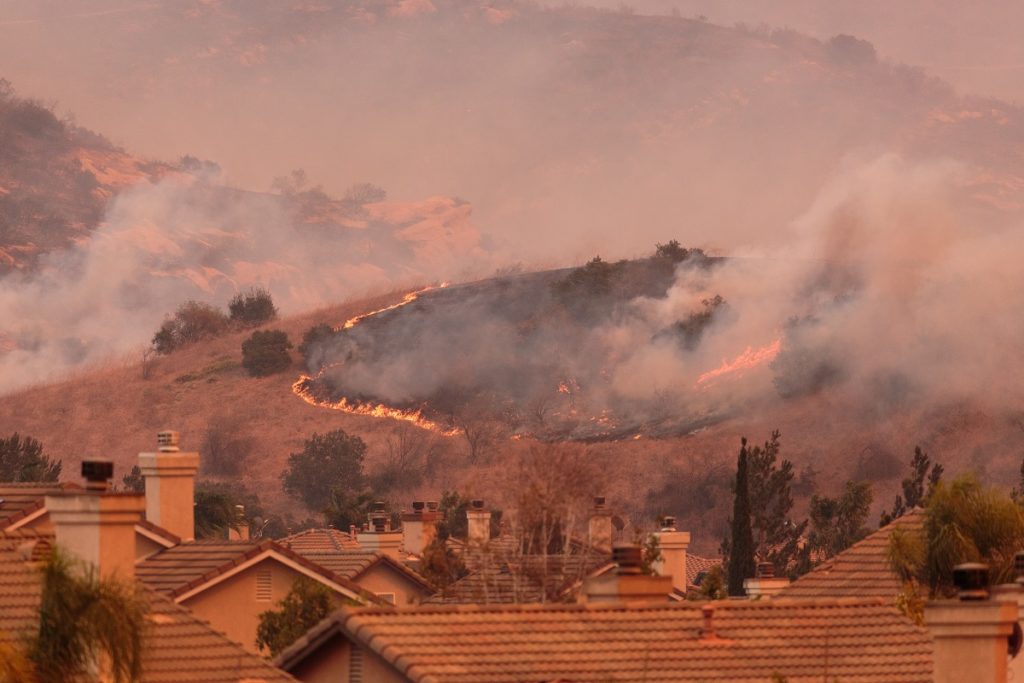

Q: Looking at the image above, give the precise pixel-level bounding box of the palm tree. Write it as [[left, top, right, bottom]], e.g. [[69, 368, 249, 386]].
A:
[[26, 549, 148, 683]]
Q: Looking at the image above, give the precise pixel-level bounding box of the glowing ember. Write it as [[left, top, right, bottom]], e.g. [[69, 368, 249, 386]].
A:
[[342, 283, 448, 330], [292, 376, 460, 436], [696, 338, 782, 387]]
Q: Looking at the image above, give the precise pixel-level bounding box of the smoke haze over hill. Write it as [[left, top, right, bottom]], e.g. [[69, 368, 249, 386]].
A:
[[1, 0, 1023, 416]]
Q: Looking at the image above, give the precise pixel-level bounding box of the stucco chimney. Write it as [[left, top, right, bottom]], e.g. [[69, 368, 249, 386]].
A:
[[588, 496, 613, 554], [466, 499, 491, 546], [358, 501, 402, 559], [652, 515, 690, 592], [743, 561, 790, 599], [926, 563, 1019, 683], [401, 500, 439, 556], [45, 460, 144, 580], [138, 430, 199, 542], [580, 544, 673, 603]]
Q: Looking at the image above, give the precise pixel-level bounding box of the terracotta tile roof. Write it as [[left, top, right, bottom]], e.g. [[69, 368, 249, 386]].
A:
[[0, 482, 81, 529], [295, 550, 434, 593], [135, 518, 181, 547], [142, 591, 296, 682], [687, 553, 722, 587], [136, 539, 380, 603], [277, 597, 933, 682], [0, 532, 296, 681], [426, 554, 614, 605], [0, 531, 49, 647], [779, 509, 925, 599], [279, 528, 359, 552]]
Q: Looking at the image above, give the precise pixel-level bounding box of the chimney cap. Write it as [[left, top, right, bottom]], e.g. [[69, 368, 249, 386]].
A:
[[953, 562, 990, 600], [613, 544, 643, 575], [412, 501, 425, 512], [661, 515, 677, 530], [1015, 551, 1024, 584], [594, 496, 606, 507], [373, 500, 386, 513], [157, 430, 180, 452], [426, 501, 439, 511], [470, 499, 485, 510], [755, 561, 775, 579], [81, 460, 114, 490]]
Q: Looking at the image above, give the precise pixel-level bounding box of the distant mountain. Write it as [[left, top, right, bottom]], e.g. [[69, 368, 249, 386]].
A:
[[0, 1, 1021, 258], [0, 81, 170, 271]]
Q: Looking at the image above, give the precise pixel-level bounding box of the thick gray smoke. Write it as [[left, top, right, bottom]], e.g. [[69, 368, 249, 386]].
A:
[[310, 153, 1024, 438], [0, 173, 485, 392], [1, 0, 1023, 411]]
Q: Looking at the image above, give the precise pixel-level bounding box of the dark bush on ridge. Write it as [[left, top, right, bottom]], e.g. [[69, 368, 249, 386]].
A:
[[152, 300, 230, 354], [241, 329, 292, 376], [229, 287, 277, 327]]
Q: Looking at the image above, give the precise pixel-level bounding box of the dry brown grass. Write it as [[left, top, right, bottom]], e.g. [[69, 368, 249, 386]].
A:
[[1, 289, 1022, 554]]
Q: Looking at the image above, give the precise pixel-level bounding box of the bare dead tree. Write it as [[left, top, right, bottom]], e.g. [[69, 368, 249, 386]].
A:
[[140, 345, 156, 380], [373, 424, 441, 493]]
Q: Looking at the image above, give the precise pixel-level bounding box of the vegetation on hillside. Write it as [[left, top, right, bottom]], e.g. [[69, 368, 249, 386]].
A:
[[229, 288, 277, 327], [241, 330, 292, 377]]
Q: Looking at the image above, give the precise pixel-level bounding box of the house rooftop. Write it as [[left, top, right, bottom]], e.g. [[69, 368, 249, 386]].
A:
[[135, 539, 379, 603], [0, 482, 81, 529], [277, 597, 933, 682], [0, 531, 296, 682], [295, 550, 434, 592], [778, 509, 925, 599], [280, 527, 359, 553]]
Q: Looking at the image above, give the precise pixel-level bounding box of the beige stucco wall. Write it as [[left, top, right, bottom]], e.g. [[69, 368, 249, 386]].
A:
[[134, 533, 167, 561], [181, 557, 352, 654], [356, 564, 430, 606]]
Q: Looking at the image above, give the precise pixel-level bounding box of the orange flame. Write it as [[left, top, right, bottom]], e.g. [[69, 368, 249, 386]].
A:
[[696, 338, 782, 387], [341, 283, 448, 330], [292, 376, 460, 435], [293, 283, 459, 435]]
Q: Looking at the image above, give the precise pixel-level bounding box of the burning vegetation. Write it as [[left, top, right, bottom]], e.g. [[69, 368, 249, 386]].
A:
[[293, 243, 784, 441]]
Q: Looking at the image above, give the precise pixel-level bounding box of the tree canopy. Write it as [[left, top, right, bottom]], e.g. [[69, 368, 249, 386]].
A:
[[888, 474, 1024, 597], [282, 430, 368, 513], [29, 548, 147, 683], [0, 433, 61, 482], [255, 578, 334, 656]]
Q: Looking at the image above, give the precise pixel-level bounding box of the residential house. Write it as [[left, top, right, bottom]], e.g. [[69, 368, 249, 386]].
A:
[[0, 472, 298, 682]]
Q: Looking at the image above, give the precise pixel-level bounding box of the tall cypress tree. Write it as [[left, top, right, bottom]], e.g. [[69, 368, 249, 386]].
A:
[[727, 438, 757, 596]]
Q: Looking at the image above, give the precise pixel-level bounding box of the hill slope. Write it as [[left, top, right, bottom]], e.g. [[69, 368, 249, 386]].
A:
[[1, 276, 1020, 554]]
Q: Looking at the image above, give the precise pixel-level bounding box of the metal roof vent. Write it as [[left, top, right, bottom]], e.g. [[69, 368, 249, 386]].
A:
[[157, 430, 180, 452], [613, 544, 643, 575], [953, 562, 989, 600], [81, 460, 114, 491]]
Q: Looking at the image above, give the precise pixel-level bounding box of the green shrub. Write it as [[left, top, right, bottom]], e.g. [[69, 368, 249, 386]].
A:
[[241, 330, 292, 377], [228, 287, 277, 327]]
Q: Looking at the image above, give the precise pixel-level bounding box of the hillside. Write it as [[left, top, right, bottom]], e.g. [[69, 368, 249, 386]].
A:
[[0, 1, 1021, 259], [0, 80, 171, 272], [1, 275, 1020, 555]]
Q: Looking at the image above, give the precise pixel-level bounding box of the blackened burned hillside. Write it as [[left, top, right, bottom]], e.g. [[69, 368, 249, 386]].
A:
[[299, 245, 743, 441]]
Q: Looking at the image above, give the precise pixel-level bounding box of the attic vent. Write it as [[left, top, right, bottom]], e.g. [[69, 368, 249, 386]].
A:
[[350, 645, 364, 683], [256, 570, 272, 602]]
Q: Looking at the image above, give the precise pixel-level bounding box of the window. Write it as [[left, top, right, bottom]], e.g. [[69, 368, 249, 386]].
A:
[[256, 569, 272, 602], [377, 592, 396, 605]]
